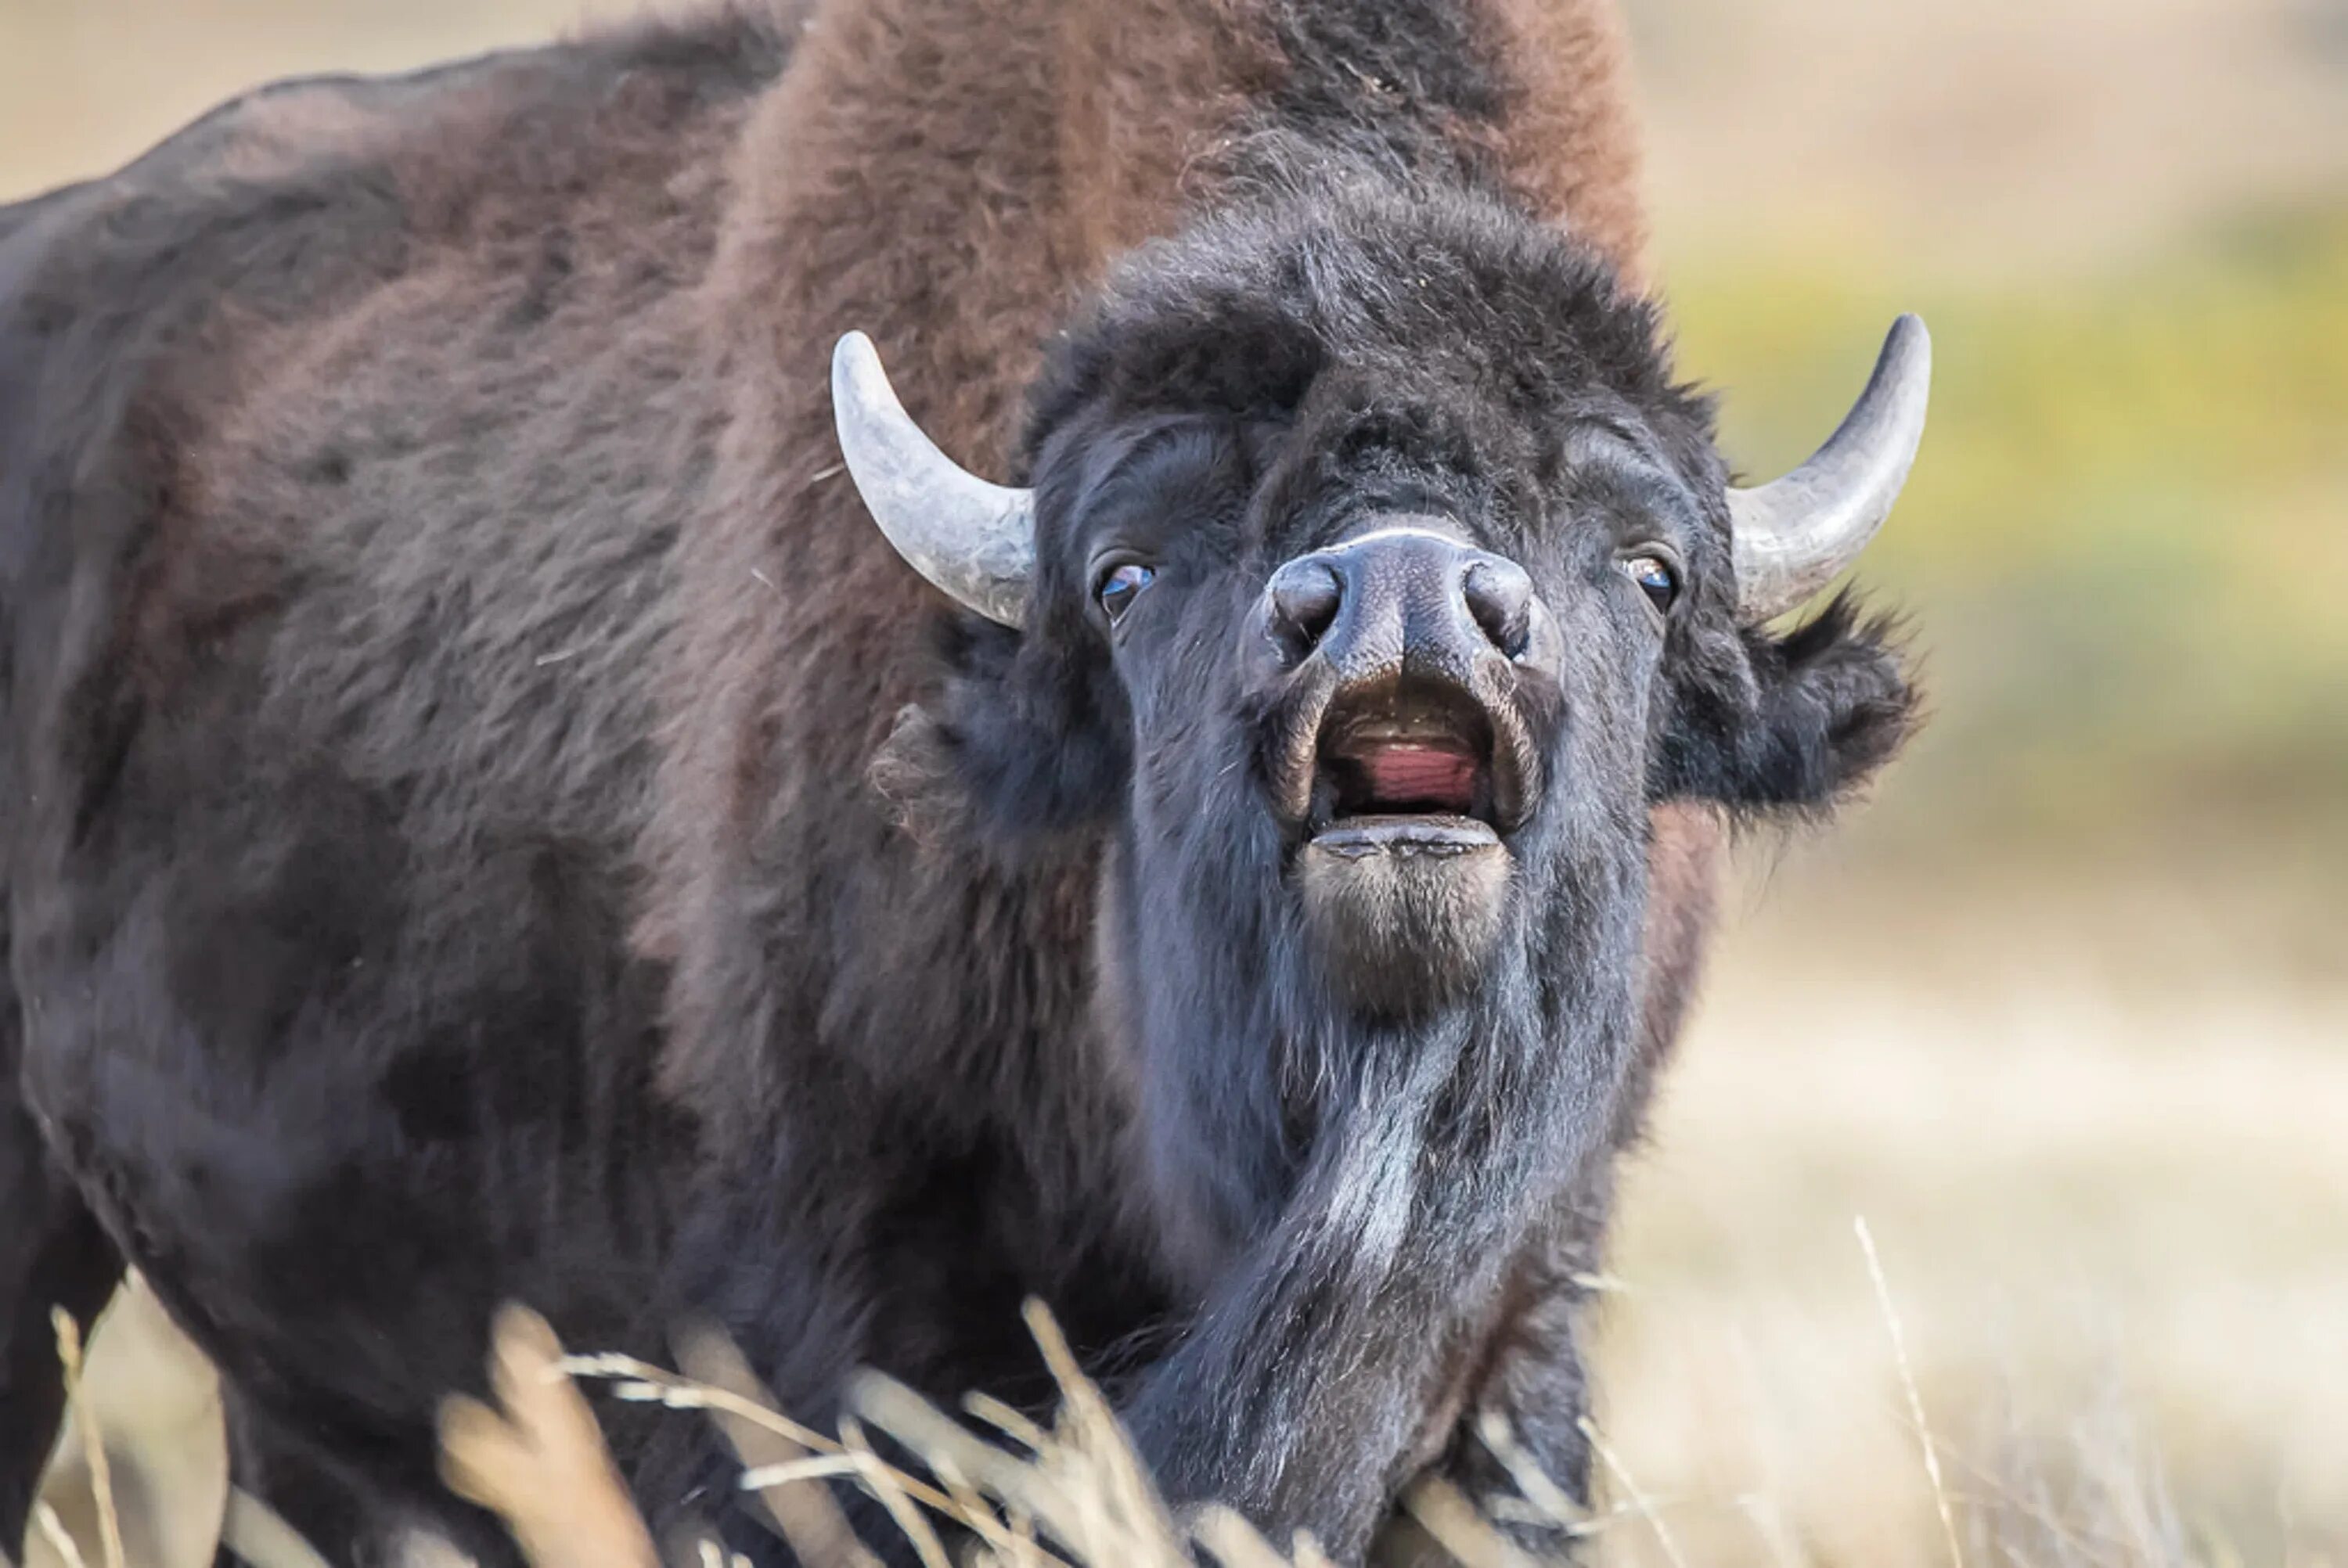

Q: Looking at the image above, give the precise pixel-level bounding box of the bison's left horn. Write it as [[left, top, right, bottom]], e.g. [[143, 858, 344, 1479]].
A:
[[1729, 314, 1932, 622], [831, 331, 1036, 628]]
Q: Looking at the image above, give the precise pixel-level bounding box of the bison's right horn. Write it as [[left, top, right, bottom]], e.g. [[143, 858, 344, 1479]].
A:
[[1728, 315, 1932, 622], [831, 331, 1036, 628]]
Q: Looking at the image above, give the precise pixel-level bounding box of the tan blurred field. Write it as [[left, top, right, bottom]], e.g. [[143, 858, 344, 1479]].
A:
[[1589, 875, 2348, 1566], [6, 0, 2345, 1564]]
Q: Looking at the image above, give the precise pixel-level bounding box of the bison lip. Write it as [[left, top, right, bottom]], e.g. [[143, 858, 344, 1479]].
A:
[[1312, 815, 1501, 854], [1307, 685, 1506, 846]]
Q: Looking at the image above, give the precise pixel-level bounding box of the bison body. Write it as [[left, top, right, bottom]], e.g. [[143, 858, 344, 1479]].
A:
[[0, 2, 1920, 1562]]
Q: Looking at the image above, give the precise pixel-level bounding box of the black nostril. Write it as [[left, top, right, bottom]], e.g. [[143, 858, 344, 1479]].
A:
[[1463, 557, 1536, 656], [1268, 558, 1345, 656]]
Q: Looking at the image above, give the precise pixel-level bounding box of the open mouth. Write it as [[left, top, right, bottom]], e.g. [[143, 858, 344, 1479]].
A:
[[1309, 682, 1503, 849]]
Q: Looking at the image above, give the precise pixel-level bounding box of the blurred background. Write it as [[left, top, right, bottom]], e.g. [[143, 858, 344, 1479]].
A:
[[4, 0, 2343, 1564]]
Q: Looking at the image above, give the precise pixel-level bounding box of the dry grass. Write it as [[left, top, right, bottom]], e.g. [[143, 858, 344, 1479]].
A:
[[440, 1299, 1554, 1568]]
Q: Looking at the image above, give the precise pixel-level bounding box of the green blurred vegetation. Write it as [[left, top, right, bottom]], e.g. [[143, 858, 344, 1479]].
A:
[[1667, 208, 2348, 861]]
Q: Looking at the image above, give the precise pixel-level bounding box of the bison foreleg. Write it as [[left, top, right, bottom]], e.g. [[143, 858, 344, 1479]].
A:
[[1377, 1218, 1602, 1562], [0, 1024, 124, 1551]]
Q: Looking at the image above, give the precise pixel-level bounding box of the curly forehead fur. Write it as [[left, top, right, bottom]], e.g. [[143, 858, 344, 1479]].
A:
[[1030, 178, 1696, 456], [962, 178, 1908, 855]]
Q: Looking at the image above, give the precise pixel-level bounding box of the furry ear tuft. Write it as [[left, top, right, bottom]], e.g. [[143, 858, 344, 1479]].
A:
[[1655, 592, 1920, 813], [870, 613, 1128, 857]]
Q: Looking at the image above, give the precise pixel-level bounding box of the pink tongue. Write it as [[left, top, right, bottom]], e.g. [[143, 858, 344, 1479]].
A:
[[1359, 744, 1479, 810]]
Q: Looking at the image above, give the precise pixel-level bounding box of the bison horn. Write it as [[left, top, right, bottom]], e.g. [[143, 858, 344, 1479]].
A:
[[831, 331, 1037, 628], [1729, 314, 1932, 622]]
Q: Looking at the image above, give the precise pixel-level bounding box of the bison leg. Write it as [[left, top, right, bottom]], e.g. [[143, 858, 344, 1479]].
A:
[[1385, 1240, 1598, 1563], [221, 1395, 476, 1568], [13, 782, 668, 1566], [0, 1011, 124, 1550]]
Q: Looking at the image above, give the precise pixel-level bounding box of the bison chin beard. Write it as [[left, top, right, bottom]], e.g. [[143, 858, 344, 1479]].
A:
[[1297, 827, 1513, 1016]]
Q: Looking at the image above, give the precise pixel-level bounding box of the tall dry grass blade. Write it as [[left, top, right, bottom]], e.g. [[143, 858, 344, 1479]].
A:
[[31, 1505, 88, 1568], [1187, 1506, 1291, 1568], [1856, 1216, 1965, 1568], [849, 1374, 1088, 1563], [1024, 1300, 1190, 1562], [1576, 1418, 1687, 1568], [563, 1354, 835, 1454], [1396, 1477, 1541, 1568], [581, 1361, 1014, 1559], [438, 1304, 661, 1568], [919, 1452, 1017, 1565], [1003, 1504, 1047, 1568], [673, 1324, 884, 1568], [1288, 1527, 1338, 1568], [1473, 1412, 1589, 1534], [852, 1301, 1193, 1568], [733, 1457, 866, 1490], [837, 1417, 955, 1568], [1017, 1298, 1177, 1547], [50, 1311, 123, 1568], [963, 1394, 1052, 1456], [220, 1490, 336, 1568]]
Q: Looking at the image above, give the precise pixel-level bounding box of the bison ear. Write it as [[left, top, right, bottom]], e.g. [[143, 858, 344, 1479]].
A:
[[871, 615, 1128, 851], [1652, 593, 1918, 813]]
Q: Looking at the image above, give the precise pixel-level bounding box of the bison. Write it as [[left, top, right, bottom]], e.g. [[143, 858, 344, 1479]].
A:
[[0, 0, 1928, 1562]]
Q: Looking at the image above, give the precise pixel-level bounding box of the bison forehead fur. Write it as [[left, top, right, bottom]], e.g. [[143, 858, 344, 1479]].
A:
[[0, 1, 1919, 1563]]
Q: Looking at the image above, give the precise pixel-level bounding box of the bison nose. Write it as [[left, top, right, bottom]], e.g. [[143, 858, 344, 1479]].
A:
[[1256, 522, 1541, 682], [1461, 556, 1534, 659], [1267, 558, 1345, 660]]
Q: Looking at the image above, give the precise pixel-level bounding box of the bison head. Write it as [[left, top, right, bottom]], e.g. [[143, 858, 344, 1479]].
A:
[[838, 183, 1920, 1267]]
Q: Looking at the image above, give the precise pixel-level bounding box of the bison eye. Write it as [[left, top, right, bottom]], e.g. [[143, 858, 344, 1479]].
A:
[[1618, 552, 1679, 615], [1096, 561, 1157, 623]]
